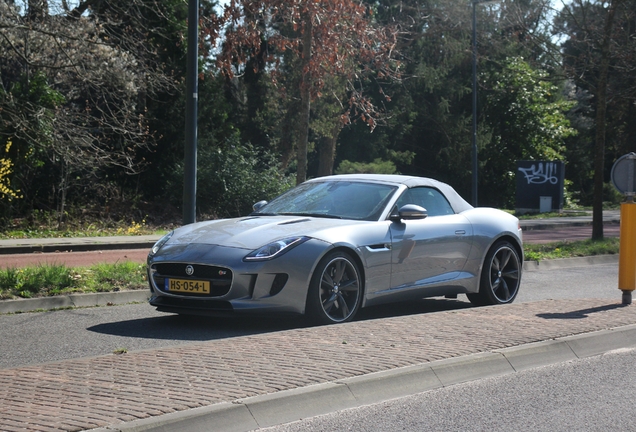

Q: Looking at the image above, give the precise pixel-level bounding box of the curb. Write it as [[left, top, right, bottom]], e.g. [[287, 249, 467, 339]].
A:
[[0, 236, 160, 255], [522, 254, 618, 271], [0, 290, 150, 314], [89, 324, 636, 432], [0, 241, 157, 255]]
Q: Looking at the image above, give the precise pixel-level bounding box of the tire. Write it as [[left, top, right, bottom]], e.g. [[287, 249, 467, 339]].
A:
[[467, 240, 521, 306], [306, 251, 362, 324]]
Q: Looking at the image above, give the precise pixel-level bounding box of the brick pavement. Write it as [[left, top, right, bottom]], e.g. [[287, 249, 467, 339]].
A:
[[1, 298, 636, 431]]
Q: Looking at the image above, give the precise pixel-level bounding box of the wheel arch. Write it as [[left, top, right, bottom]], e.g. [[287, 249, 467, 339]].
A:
[[317, 245, 367, 293], [473, 233, 523, 294], [469, 234, 523, 306], [305, 245, 366, 323], [305, 245, 367, 306], [495, 234, 524, 263]]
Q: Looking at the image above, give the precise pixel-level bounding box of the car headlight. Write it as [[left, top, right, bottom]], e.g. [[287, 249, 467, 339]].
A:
[[244, 236, 309, 261], [150, 231, 174, 256]]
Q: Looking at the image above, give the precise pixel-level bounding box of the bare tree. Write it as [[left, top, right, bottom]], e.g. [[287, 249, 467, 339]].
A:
[[0, 0, 179, 221], [216, 0, 399, 184]]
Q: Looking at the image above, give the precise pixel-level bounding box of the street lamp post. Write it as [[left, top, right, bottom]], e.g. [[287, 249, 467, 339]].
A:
[[471, 0, 498, 207], [183, 0, 199, 225], [472, 0, 478, 207]]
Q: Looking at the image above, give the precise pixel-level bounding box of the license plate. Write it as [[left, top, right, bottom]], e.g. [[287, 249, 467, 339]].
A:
[[165, 278, 210, 294]]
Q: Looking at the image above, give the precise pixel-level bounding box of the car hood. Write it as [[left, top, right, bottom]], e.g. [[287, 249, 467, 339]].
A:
[[167, 215, 364, 249]]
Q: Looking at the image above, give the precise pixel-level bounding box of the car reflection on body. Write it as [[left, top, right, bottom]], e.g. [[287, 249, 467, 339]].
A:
[[147, 174, 523, 324]]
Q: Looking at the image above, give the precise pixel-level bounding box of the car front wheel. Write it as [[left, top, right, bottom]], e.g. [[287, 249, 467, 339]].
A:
[[468, 240, 521, 306], [307, 251, 362, 324]]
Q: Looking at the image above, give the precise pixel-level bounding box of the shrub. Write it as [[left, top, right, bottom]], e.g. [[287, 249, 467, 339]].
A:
[[171, 138, 294, 218]]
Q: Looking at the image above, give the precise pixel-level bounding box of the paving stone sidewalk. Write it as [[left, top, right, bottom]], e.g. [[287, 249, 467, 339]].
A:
[[2, 298, 636, 432]]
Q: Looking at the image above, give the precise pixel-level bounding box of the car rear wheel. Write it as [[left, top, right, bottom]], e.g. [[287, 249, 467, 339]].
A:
[[307, 251, 362, 324], [468, 240, 521, 306]]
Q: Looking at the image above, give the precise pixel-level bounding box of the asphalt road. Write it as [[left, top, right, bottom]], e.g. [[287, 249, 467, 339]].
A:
[[520, 262, 619, 302], [0, 262, 619, 369], [262, 346, 636, 431]]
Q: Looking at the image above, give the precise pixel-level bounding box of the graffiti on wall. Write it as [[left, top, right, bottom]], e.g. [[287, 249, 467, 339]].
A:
[[515, 160, 564, 213], [518, 162, 560, 185]]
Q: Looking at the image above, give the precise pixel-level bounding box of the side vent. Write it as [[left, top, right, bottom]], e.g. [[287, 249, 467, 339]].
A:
[[270, 274, 289, 296]]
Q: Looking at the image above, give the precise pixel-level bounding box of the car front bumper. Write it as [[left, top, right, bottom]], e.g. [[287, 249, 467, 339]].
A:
[[147, 239, 332, 316]]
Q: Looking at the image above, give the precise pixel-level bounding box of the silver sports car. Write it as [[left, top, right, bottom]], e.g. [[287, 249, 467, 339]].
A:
[[148, 174, 523, 324]]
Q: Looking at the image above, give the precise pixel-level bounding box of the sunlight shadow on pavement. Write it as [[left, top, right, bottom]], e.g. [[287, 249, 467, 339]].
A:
[[536, 303, 628, 319]]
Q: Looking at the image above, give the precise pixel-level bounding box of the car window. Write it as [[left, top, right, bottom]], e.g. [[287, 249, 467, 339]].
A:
[[395, 187, 455, 216], [256, 181, 398, 221]]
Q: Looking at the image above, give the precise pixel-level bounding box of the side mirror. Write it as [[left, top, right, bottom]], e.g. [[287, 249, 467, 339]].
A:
[[253, 200, 268, 211], [390, 204, 428, 222]]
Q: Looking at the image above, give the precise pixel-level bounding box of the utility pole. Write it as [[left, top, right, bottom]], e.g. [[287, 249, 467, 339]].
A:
[[471, 0, 500, 207], [183, 0, 199, 225]]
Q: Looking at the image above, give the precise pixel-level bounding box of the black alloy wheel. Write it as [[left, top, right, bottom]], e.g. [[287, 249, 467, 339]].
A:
[[307, 251, 362, 324], [468, 240, 521, 306]]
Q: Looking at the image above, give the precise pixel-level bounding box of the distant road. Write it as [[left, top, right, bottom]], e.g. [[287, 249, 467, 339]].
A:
[[0, 223, 620, 268], [522, 223, 619, 243], [0, 248, 149, 269]]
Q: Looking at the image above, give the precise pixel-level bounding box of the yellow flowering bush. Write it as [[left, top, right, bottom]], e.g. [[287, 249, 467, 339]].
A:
[[116, 217, 147, 235], [0, 140, 21, 201]]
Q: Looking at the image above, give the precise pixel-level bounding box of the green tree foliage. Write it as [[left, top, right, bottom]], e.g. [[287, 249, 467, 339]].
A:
[[336, 159, 398, 175], [169, 136, 294, 218], [181, 72, 297, 218], [341, 0, 474, 188], [481, 57, 575, 207], [556, 0, 636, 238], [2, 0, 634, 231], [347, 0, 574, 206]]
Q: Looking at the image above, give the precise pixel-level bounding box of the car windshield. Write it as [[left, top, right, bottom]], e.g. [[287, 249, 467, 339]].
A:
[[253, 181, 399, 221]]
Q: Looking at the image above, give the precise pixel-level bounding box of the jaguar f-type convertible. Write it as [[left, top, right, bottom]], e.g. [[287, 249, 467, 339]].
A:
[[148, 174, 523, 324]]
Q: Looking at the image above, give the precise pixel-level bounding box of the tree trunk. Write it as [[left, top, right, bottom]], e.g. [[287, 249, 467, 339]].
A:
[[317, 122, 341, 177], [296, 13, 312, 185], [592, 0, 620, 240], [279, 116, 295, 171], [56, 159, 69, 228]]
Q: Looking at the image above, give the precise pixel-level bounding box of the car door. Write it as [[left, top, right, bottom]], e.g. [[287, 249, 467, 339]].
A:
[[389, 187, 473, 292]]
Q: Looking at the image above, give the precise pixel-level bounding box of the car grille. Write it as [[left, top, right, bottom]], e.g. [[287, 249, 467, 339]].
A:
[[151, 263, 233, 297]]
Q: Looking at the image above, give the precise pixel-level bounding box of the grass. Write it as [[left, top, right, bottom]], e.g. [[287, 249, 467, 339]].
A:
[[517, 211, 589, 219], [524, 237, 620, 261], [0, 210, 173, 240], [0, 223, 168, 240], [0, 262, 147, 300]]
